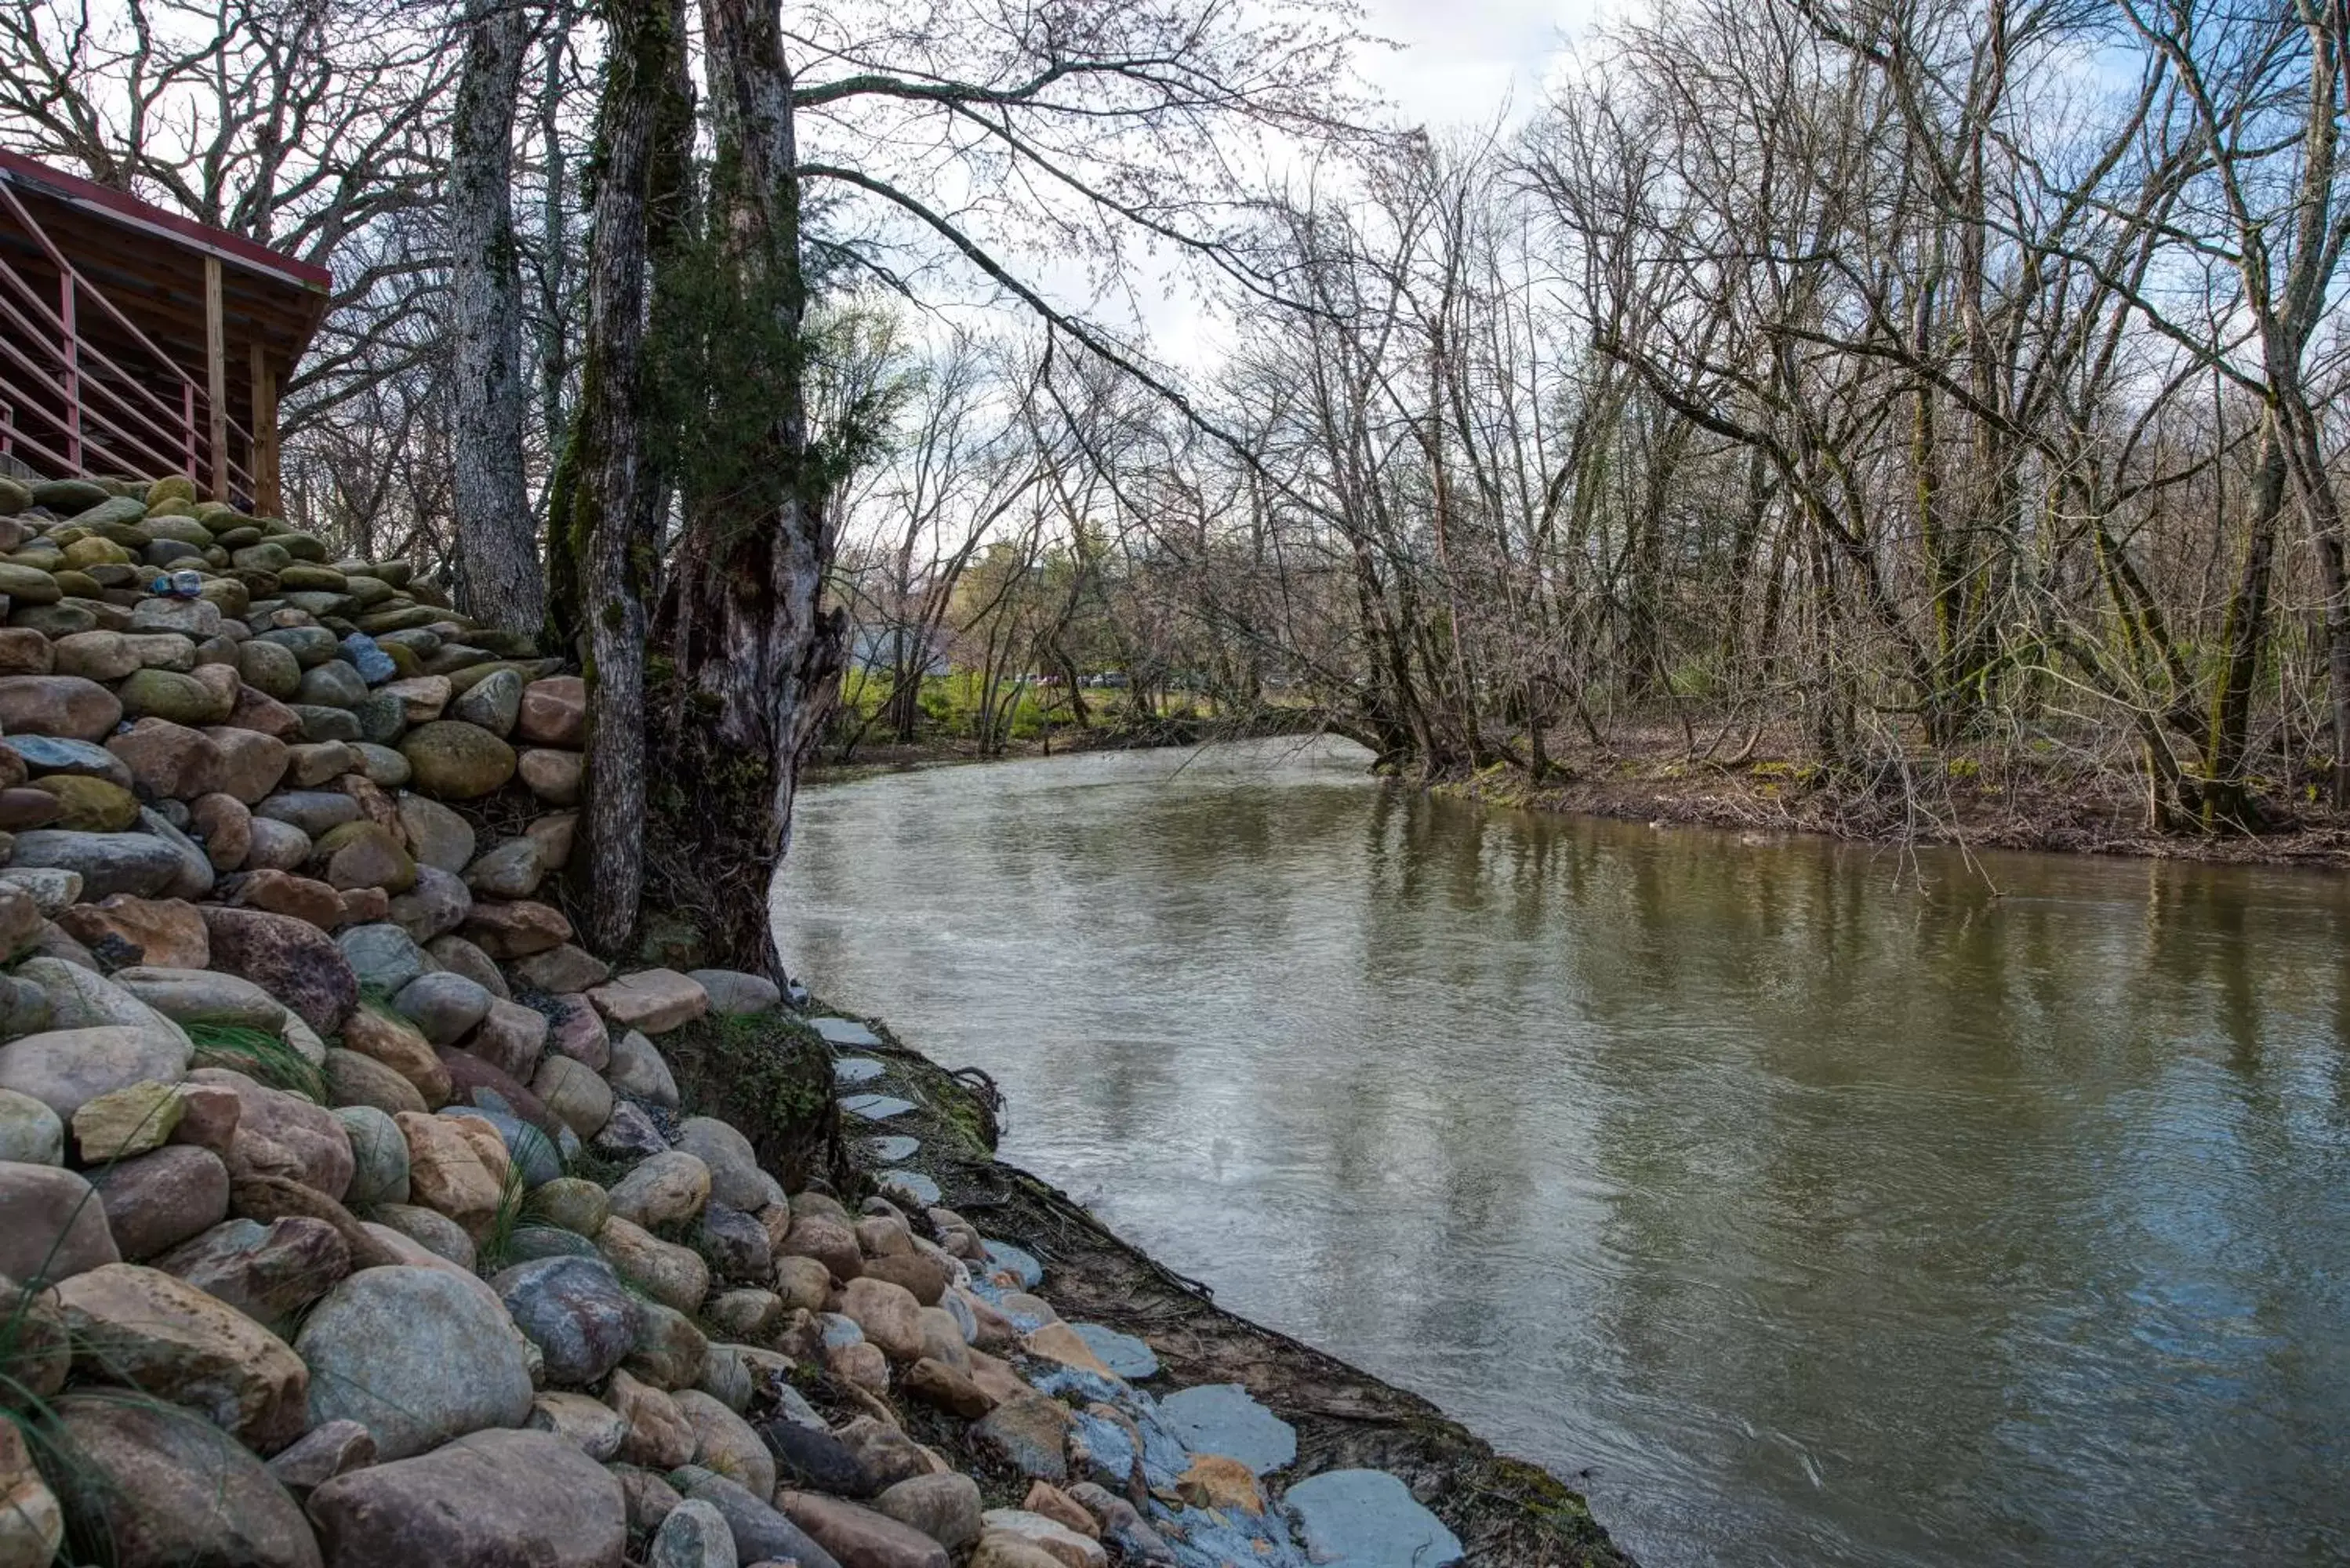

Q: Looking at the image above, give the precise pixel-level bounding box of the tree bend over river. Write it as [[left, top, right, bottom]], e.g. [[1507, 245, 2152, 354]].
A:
[[774, 739, 2350, 1568]]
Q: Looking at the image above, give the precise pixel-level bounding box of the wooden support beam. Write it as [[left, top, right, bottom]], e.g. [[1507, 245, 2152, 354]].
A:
[[249, 340, 280, 517], [204, 254, 226, 501]]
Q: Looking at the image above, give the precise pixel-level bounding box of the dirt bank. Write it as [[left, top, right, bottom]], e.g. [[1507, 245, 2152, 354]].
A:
[[1426, 733, 2350, 869]]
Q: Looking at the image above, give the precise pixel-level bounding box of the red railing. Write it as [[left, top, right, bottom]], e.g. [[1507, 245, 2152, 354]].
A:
[[0, 178, 255, 499]]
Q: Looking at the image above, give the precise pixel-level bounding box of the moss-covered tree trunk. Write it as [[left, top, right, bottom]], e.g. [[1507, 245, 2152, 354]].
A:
[[550, 0, 691, 953], [629, 0, 843, 977]]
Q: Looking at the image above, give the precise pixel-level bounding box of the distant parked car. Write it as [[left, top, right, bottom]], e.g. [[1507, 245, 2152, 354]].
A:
[[1084, 672, 1130, 688]]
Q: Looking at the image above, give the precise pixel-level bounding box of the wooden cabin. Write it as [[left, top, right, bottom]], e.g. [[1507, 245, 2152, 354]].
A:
[[0, 151, 331, 515]]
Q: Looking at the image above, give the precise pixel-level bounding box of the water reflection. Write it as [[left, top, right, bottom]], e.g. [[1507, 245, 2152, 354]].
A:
[[774, 739, 2350, 1567]]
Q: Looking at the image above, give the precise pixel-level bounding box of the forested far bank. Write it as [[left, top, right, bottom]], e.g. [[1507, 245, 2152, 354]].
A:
[[824, 0, 2350, 850]]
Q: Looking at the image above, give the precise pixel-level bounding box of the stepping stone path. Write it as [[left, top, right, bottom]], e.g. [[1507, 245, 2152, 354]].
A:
[[876, 1168, 939, 1206], [838, 1092, 914, 1121], [1159, 1382, 1298, 1475], [1073, 1322, 1159, 1380], [808, 1015, 881, 1047], [832, 1056, 884, 1086], [1284, 1469, 1466, 1566]]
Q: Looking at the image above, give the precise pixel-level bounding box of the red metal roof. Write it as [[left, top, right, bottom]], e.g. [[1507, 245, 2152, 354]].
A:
[[0, 149, 332, 294]]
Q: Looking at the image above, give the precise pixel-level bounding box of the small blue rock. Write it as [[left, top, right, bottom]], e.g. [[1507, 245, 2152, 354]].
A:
[[1073, 1322, 1160, 1380], [834, 1058, 885, 1086], [838, 1093, 913, 1122], [979, 1238, 1043, 1289], [340, 633, 398, 684], [811, 1016, 882, 1047], [1282, 1469, 1465, 1567], [1158, 1382, 1297, 1475], [877, 1169, 939, 1206]]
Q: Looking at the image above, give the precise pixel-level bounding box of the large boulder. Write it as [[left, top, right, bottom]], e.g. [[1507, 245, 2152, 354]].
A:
[[0, 1160, 119, 1282], [461, 899, 572, 958], [91, 1144, 231, 1260], [606, 1149, 711, 1230], [111, 965, 288, 1030], [390, 971, 490, 1045], [531, 1054, 612, 1138], [0, 674, 122, 739], [45, 1396, 321, 1568], [295, 1265, 535, 1459], [201, 906, 358, 1031], [7, 829, 185, 898], [305, 1428, 625, 1568], [190, 1067, 355, 1200], [393, 1111, 503, 1234], [516, 676, 586, 746], [493, 1255, 639, 1388], [0, 1087, 63, 1166], [674, 1388, 775, 1500], [0, 1024, 188, 1121], [16, 955, 191, 1040], [154, 1216, 352, 1327], [107, 718, 226, 800], [55, 1262, 309, 1450], [56, 894, 210, 969], [779, 1493, 950, 1568], [336, 923, 427, 995], [394, 793, 473, 872], [398, 721, 517, 800], [674, 1116, 768, 1213], [587, 969, 709, 1034], [341, 1007, 450, 1107], [673, 1468, 841, 1568], [336, 1105, 411, 1207]]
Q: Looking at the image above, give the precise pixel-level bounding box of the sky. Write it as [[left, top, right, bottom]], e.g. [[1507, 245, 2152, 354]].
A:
[[1354, 0, 1614, 130], [1124, 0, 1629, 369]]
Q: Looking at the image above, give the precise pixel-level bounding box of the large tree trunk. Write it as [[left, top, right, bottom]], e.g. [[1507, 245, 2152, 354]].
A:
[[448, 0, 543, 632], [554, 0, 688, 952], [637, 0, 842, 977]]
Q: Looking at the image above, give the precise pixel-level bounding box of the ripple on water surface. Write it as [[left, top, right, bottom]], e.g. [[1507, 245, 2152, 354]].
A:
[[776, 739, 2350, 1568]]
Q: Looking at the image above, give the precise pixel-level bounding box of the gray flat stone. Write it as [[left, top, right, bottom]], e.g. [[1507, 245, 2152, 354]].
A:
[[876, 1169, 939, 1206], [867, 1135, 919, 1163], [1282, 1469, 1463, 1566], [810, 1016, 881, 1047], [1072, 1323, 1159, 1381], [833, 1057, 884, 1086], [838, 1093, 913, 1122], [1158, 1383, 1295, 1475]]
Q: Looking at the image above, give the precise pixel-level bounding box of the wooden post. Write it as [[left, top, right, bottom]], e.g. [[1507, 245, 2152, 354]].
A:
[[59, 274, 79, 472], [204, 254, 227, 502], [248, 341, 280, 517]]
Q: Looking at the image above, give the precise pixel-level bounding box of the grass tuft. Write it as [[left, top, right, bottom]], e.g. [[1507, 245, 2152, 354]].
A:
[[184, 1021, 326, 1102]]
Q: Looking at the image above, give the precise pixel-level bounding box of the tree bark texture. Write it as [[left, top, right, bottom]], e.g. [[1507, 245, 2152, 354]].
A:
[[558, 0, 687, 953], [449, 0, 543, 631]]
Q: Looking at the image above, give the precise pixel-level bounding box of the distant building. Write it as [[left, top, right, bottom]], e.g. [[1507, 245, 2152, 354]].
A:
[[0, 151, 331, 512]]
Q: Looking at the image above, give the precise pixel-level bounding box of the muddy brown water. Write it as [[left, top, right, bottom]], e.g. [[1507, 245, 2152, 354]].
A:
[[774, 738, 2350, 1567]]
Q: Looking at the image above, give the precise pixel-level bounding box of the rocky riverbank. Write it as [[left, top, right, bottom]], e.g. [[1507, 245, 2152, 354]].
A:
[[0, 467, 1631, 1566]]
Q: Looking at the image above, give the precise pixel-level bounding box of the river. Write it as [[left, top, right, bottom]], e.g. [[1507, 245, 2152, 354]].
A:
[[771, 738, 2350, 1567]]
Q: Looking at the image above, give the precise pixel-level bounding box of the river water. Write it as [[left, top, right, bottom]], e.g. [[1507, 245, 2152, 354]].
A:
[[772, 739, 2350, 1567]]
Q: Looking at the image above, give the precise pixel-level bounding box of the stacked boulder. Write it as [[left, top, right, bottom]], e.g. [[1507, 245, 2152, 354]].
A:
[[0, 465, 1463, 1568]]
